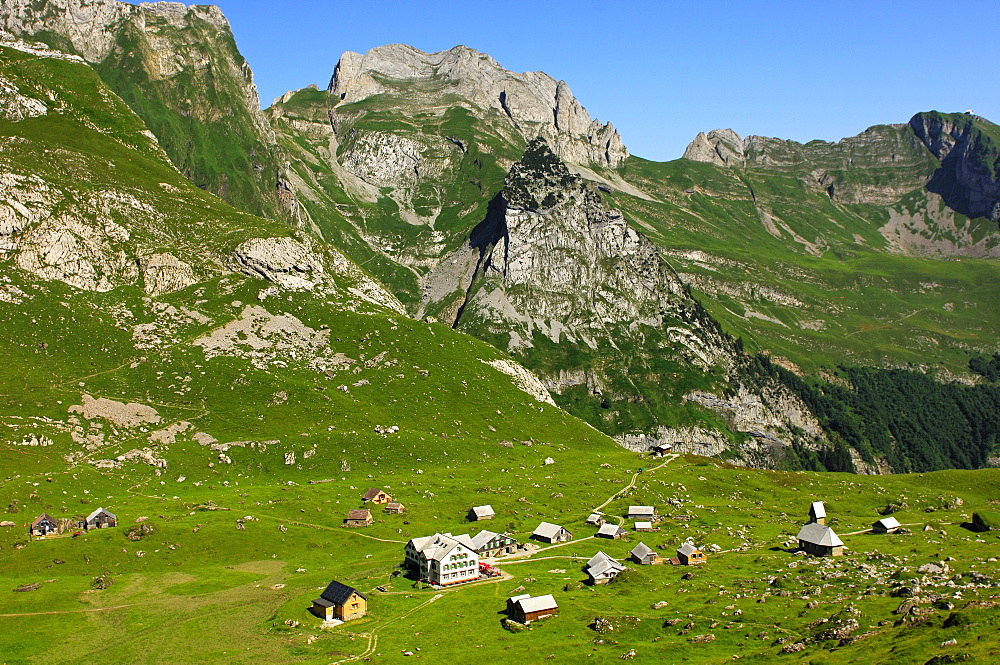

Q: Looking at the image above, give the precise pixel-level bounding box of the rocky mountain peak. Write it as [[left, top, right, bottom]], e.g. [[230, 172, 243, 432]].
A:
[[328, 43, 628, 168]]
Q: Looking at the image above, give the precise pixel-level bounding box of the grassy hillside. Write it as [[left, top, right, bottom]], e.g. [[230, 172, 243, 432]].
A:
[[610, 149, 999, 377]]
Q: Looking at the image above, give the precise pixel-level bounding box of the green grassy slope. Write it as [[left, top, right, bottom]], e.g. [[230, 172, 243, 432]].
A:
[[1, 44, 999, 665], [611, 142, 999, 376]]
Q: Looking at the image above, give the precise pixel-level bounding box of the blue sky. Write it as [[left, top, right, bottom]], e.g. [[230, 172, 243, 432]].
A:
[[214, 0, 998, 161]]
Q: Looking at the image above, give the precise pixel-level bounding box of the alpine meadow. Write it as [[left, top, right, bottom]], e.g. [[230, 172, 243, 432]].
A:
[[0, 2, 998, 664]]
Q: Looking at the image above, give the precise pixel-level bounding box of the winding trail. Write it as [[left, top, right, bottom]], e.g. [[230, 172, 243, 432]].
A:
[[592, 453, 680, 514], [330, 593, 445, 665]]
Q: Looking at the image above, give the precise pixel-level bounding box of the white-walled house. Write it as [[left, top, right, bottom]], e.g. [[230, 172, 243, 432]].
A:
[[404, 533, 481, 586]]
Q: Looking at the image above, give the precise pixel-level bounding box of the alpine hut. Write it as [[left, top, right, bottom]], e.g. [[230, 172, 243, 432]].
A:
[[677, 542, 707, 565], [362, 488, 392, 504], [585, 551, 626, 585], [311, 580, 368, 621], [596, 523, 626, 539], [508, 594, 559, 623], [30, 513, 60, 536], [872, 516, 902, 534], [467, 505, 495, 521], [629, 542, 662, 565], [808, 501, 827, 525], [531, 522, 572, 544], [345, 509, 373, 527], [84, 507, 117, 529]]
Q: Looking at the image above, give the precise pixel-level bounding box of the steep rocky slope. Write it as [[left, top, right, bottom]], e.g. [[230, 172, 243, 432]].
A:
[[1, 0, 294, 221]]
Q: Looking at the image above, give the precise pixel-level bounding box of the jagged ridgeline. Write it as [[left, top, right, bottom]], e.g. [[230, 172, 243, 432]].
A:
[[1, 0, 295, 222], [0, 35, 616, 490]]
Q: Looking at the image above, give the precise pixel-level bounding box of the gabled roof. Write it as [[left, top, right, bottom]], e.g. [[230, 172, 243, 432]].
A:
[[471, 530, 508, 550], [508, 593, 531, 605], [532, 522, 565, 539], [587, 556, 625, 578], [320, 580, 366, 606], [597, 523, 624, 536], [586, 513, 603, 523], [363, 487, 388, 500], [874, 516, 901, 529], [31, 513, 57, 527], [628, 505, 655, 515], [810, 501, 826, 519], [630, 542, 656, 558], [86, 507, 115, 522], [470, 505, 494, 517], [409, 532, 475, 561], [386, 502, 404, 509], [797, 523, 843, 547], [347, 509, 372, 520], [515, 593, 558, 613], [634, 521, 653, 530], [586, 551, 616, 569], [677, 542, 702, 557]]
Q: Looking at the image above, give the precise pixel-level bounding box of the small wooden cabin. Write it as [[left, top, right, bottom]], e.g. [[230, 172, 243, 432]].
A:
[[531, 522, 572, 543], [629, 542, 663, 565], [30, 513, 59, 536], [362, 488, 392, 504], [509, 593, 558, 623], [872, 516, 901, 534], [634, 521, 655, 532], [627, 506, 656, 520], [585, 551, 625, 584], [311, 580, 368, 621], [84, 508, 117, 529], [585, 513, 605, 527], [677, 542, 707, 565], [467, 505, 495, 521], [384, 502, 405, 514], [596, 523, 626, 539], [345, 509, 373, 527]]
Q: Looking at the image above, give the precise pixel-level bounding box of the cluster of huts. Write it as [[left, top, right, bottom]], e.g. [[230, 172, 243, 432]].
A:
[[343, 487, 405, 527], [794, 501, 904, 557], [29, 508, 117, 536]]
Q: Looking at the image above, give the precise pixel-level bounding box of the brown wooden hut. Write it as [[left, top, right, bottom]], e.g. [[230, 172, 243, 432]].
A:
[[311, 580, 368, 621], [345, 509, 373, 527]]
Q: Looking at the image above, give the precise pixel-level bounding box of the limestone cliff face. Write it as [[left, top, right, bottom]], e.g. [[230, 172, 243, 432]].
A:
[[909, 111, 1000, 223], [2, 0, 293, 222], [449, 140, 828, 465], [329, 44, 628, 169]]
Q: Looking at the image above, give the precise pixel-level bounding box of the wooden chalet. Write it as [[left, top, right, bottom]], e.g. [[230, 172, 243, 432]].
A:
[[508, 593, 558, 623], [531, 522, 572, 543], [634, 521, 656, 532], [677, 542, 707, 565], [585, 551, 625, 585], [311, 580, 368, 621], [629, 542, 663, 565], [467, 505, 495, 521], [585, 513, 605, 527], [627, 505, 656, 520], [809, 501, 827, 525], [650, 443, 673, 457], [872, 516, 902, 534], [362, 487, 392, 504], [796, 523, 844, 556], [345, 509, 373, 527], [83, 507, 117, 529], [596, 523, 626, 539], [30, 513, 59, 536], [384, 502, 405, 514], [471, 530, 517, 557]]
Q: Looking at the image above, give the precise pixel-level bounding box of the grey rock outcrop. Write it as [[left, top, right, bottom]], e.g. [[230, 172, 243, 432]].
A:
[[329, 44, 628, 168], [909, 111, 1000, 222]]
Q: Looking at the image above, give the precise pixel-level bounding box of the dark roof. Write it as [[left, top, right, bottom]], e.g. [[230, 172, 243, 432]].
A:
[[312, 597, 335, 607], [31, 513, 57, 527], [320, 580, 367, 606], [347, 509, 372, 520], [363, 487, 386, 500]]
